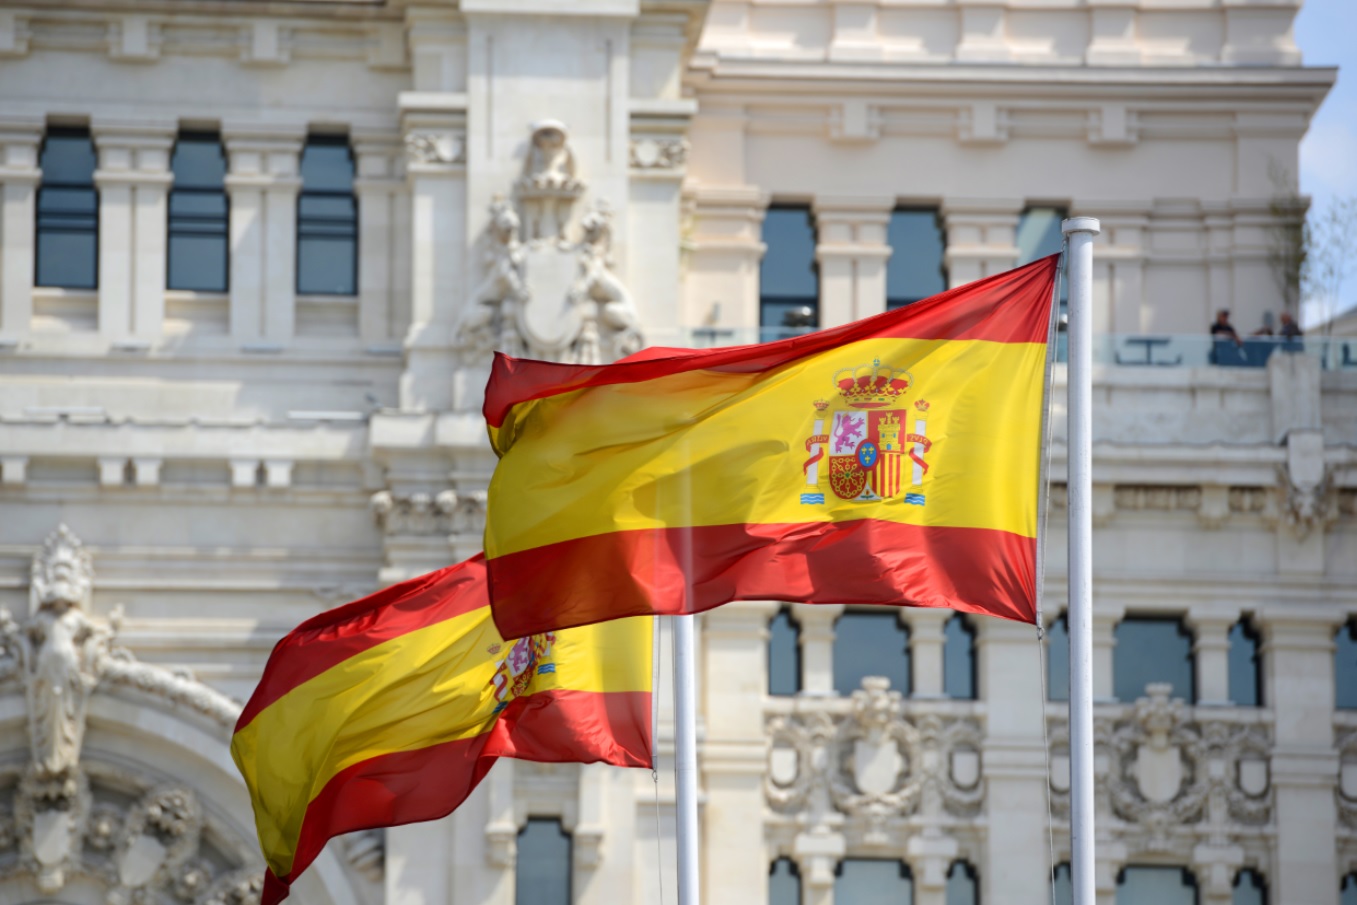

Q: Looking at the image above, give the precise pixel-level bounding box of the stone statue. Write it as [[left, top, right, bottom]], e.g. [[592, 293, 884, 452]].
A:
[[516, 120, 585, 243], [461, 196, 528, 356], [569, 201, 643, 362]]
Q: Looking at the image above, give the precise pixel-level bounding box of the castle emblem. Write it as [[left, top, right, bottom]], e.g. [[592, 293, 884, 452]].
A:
[[801, 359, 932, 505], [489, 632, 557, 711]]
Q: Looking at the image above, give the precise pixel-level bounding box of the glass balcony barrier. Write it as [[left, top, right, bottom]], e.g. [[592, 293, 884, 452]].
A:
[[657, 328, 1357, 370]]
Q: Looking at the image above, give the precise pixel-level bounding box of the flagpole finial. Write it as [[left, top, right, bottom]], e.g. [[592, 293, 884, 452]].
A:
[[1061, 217, 1101, 237]]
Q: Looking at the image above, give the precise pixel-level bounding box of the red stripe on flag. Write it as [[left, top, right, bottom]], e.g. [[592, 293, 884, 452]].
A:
[[483, 255, 1057, 429], [488, 520, 1037, 639]]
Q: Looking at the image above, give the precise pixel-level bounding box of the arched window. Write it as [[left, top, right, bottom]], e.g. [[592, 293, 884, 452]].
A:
[[1046, 613, 1069, 702], [1116, 866, 1197, 905], [759, 206, 817, 342], [1052, 863, 1073, 905], [168, 132, 228, 292], [834, 610, 910, 696], [1227, 617, 1263, 707], [886, 208, 946, 309], [515, 818, 571, 905], [1233, 868, 1267, 905], [769, 857, 801, 905], [1114, 616, 1195, 703], [946, 861, 979, 905], [1337, 620, 1357, 710], [297, 135, 357, 296], [835, 859, 912, 904], [943, 614, 977, 700], [768, 608, 801, 696], [36, 127, 98, 289]]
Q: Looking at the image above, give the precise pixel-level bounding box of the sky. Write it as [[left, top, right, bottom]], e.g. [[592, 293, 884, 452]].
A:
[[1295, 0, 1357, 323]]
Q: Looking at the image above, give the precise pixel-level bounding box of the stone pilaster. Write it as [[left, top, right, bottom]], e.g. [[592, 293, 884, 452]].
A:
[[703, 601, 780, 905], [223, 127, 303, 347], [684, 185, 768, 333], [812, 195, 892, 327], [1092, 605, 1124, 702], [1259, 610, 1341, 905], [0, 118, 41, 342], [1189, 614, 1235, 707], [904, 607, 949, 698], [940, 198, 1022, 289], [792, 603, 844, 696], [353, 132, 407, 348], [92, 121, 175, 344]]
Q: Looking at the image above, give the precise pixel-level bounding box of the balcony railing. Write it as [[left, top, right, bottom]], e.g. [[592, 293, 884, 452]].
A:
[[672, 328, 1357, 370]]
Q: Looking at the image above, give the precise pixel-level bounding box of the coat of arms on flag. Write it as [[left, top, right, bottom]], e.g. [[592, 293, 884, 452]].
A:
[[803, 359, 933, 504]]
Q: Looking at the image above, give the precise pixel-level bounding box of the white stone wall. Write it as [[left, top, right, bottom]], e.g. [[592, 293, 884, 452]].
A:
[[1, 1, 1354, 904]]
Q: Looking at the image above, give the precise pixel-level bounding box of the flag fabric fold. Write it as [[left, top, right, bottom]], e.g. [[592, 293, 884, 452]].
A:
[[484, 255, 1059, 639], [230, 554, 652, 905]]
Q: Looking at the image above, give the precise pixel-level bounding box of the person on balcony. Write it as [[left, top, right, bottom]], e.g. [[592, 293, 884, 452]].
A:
[[1279, 311, 1303, 339], [1210, 309, 1245, 365]]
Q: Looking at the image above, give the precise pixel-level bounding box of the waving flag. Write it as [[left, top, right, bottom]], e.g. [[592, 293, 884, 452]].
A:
[[230, 555, 652, 905], [484, 255, 1058, 639]]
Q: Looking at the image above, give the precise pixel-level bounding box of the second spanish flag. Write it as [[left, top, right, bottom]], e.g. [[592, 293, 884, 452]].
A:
[[484, 256, 1058, 639]]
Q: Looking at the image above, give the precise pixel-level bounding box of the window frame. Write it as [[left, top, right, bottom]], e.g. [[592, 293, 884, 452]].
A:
[[758, 204, 819, 342], [166, 131, 230, 294], [832, 608, 912, 697], [943, 613, 978, 701], [1226, 616, 1264, 708], [35, 126, 100, 291], [1113, 614, 1197, 705], [514, 817, 572, 905], [296, 134, 359, 297], [768, 607, 803, 697], [886, 206, 948, 310]]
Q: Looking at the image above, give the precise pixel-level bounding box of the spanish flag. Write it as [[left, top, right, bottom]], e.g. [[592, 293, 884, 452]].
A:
[[484, 256, 1058, 639], [230, 554, 652, 905]]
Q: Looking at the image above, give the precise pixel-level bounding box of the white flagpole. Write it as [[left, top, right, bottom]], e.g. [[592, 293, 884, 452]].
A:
[[1061, 216, 1100, 905], [672, 613, 701, 905]]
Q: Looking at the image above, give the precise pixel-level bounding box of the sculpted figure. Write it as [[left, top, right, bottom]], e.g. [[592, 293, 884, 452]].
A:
[[516, 120, 585, 243], [570, 202, 643, 361], [461, 197, 528, 357]]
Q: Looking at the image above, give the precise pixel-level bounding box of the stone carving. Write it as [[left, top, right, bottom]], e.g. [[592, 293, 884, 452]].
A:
[[342, 830, 385, 884], [1276, 461, 1334, 539], [1229, 486, 1268, 514], [457, 124, 643, 364], [404, 131, 464, 165], [764, 678, 984, 842], [369, 488, 486, 537], [1338, 488, 1357, 518], [629, 136, 688, 170], [1337, 726, 1357, 830], [1113, 485, 1201, 511], [1049, 686, 1273, 856], [516, 120, 583, 242]]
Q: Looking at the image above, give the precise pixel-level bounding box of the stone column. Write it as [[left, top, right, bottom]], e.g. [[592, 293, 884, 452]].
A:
[[1095, 208, 1149, 334], [683, 185, 768, 334], [793, 603, 843, 696], [223, 128, 303, 347], [1259, 610, 1340, 905], [904, 608, 949, 698], [703, 601, 780, 905], [353, 132, 407, 348], [940, 198, 1022, 288], [0, 118, 41, 343], [1092, 605, 1123, 702], [1189, 614, 1235, 706], [92, 122, 175, 344], [977, 617, 1049, 905], [812, 195, 892, 327]]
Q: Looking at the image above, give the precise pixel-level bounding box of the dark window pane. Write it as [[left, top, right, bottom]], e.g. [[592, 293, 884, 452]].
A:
[[1116, 867, 1197, 905], [945, 862, 978, 905], [1047, 614, 1069, 702], [169, 133, 228, 292], [1053, 864, 1073, 905], [770, 858, 801, 905], [1017, 207, 1066, 264], [515, 818, 570, 905], [768, 609, 801, 696], [1232, 869, 1266, 905], [1227, 619, 1263, 707], [298, 237, 358, 295], [760, 206, 817, 338], [887, 209, 946, 308], [297, 137, 357, 296], [1338, 622, 1357, 710], [36, 129, 98, 289], [834, 611, 909, 695], [943, 615, 977, 700], [1343, 873, 1357, 905], [1114, 617, 1195, 704], [835, 859, 912, 905]]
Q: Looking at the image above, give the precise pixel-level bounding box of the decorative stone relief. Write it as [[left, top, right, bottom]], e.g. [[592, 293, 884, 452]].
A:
[[629, 136, 688, 170], [765, 678, 983, 842], [0, 525, 268, 901], [1113, 485, 1201, 512], [369, 489, 486, 537], [1049, 685, 1273, 856], [404, 131, 464, 166], [341, 830, 385, 884], [457, 122, 643, 365], [1276, 462, 1334, 539], [1228, 487, 1268, 514], [1337, 726, 1357, 830]]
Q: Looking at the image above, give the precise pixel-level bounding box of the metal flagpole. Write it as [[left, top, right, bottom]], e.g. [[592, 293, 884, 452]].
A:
[[1061, 216, 1100, 905], [672, 614, 701, 905]]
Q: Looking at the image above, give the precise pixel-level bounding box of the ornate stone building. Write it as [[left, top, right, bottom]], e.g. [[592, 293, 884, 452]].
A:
[[0, 2, 1354, 905]]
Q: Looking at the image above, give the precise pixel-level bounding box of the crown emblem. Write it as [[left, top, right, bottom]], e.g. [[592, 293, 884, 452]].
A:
[[813, 399, 829, 412], [486, 643, 502, 655], [914, 399, 930, 412], [833, 358, 913, 409]]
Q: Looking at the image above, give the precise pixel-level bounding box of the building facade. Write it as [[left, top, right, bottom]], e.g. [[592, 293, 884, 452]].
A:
[[0, 1, 1354, 905]]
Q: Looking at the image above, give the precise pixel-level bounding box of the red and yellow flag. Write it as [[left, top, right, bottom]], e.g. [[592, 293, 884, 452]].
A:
[[484, 256, 1058, 639], [230, 555, 652, 905]]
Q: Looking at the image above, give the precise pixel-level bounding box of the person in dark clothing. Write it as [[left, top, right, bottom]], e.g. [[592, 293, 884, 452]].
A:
[[1210, 309, 1241, 344], [1279, 311, 1303, 339]]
